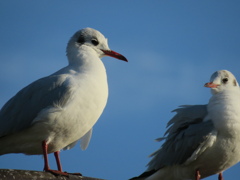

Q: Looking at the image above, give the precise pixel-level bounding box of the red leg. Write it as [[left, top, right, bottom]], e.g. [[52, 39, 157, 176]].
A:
[[54, 151, 63, 172], [42, 141, 51, 171], [218, 172, 224, 180], [42, 140, 68, 176], [195, 170, 201, 180]]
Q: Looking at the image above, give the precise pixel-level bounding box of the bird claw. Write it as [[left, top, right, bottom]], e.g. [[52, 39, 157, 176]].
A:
[[46, 169, 82, 177], [65, 172, 82, 176], [45, 169, 69, 176]]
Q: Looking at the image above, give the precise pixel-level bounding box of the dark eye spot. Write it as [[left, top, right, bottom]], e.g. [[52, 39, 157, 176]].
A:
[[77, 36, 85, 44], [91, 39, 99, 46], [222, 78, 228, 84]]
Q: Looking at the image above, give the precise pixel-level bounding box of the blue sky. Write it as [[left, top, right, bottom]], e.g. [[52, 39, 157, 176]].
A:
[[1, 1, 240, 180]]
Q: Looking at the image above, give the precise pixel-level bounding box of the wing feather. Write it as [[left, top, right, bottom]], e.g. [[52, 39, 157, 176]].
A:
[[0, 74, 71, 137], [147, 105, 215, 171]]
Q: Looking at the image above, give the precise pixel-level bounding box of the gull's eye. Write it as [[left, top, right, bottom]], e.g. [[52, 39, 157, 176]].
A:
[[91, 39, 99, 46], [222, 78, 228, 84]]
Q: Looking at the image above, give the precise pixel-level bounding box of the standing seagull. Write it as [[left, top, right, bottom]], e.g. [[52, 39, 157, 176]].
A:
[[131, 70, 240, 180], [0, 28, 127, 175]]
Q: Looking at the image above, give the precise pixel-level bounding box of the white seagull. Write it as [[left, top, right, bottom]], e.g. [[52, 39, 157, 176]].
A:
[[0, 27, 127, 175], [131, 70, 240, 180]]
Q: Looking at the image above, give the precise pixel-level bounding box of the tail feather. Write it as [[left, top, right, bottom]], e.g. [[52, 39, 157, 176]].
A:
[[129, 170, 157, 180]]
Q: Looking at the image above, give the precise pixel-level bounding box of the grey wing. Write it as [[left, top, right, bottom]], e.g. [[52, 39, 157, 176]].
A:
[[0, 75, 71, 137], [147, 105, 215, 171], [166, 105, 208, 135]]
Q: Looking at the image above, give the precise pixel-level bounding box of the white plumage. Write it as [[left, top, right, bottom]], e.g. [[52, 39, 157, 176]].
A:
[[131, 70, 240, 180], [0, 27, 127, 174]]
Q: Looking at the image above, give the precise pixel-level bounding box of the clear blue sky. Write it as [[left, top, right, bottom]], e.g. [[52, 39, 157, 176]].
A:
[[1, 1, 240, 180]]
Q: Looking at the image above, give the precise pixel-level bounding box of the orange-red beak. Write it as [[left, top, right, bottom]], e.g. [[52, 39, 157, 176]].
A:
[[101, 50, 128, 62], [204, 82, 219, 88]]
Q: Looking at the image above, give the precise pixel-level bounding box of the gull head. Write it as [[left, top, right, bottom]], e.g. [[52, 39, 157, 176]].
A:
[[204, 70, 239, 94], [66, 28, 127, 64]]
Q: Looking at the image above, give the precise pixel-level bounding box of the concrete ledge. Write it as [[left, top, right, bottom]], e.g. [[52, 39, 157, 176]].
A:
[[0, 169, 104, 180]]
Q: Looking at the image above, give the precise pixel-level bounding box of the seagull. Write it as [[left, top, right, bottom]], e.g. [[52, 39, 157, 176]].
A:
[[131, 70, 240, 180], [0, 27, 127, 175]]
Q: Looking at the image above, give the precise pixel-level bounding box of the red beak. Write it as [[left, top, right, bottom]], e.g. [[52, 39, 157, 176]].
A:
[[204, 82, 219, 88], [101, 50, 128, 62]]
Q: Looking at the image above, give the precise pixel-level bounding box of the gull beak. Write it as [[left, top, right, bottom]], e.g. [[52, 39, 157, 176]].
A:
[[101, 49, 128, 62], [204, 82, 219, 88]]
